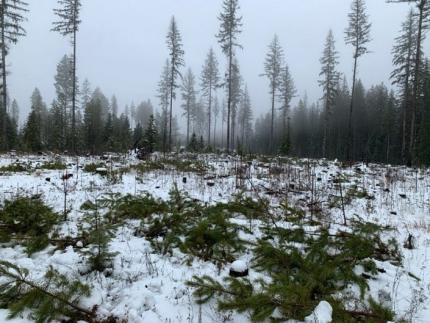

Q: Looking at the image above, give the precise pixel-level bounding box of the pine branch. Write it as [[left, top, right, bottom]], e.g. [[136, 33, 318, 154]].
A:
[[0, 261, 95, 321]]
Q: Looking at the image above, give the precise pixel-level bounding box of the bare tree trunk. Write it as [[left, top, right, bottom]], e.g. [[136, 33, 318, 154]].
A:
[[323, 91, 330, 159], [169, 79, 174, 152], [227, 46, 232, 152], [386, 135, 390, 164], [270, 88, 275, 154], [1, 0, 7, 151], [72, 1, 77, 154], [186, 109, 190, 145], [163, 108, 167, 153], [347, 54, 358, 162], [213, 112, 217, 148], [221, 118, 224, 149], [207, 83, 212, 145]]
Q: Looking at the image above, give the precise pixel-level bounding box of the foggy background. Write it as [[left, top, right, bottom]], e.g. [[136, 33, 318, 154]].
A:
[[8, 0, 425, 123]]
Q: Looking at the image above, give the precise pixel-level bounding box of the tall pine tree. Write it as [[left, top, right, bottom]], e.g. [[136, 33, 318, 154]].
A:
[[319, 30, 340, 158], [217, 0, 242, 152], [345, 0, 372, 161], [52, 0, 81, 154], [262, 34, 284, 153], [166, 16, 184, 151]]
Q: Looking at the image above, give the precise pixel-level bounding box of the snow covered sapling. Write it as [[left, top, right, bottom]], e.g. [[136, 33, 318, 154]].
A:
[[80, 198, 116, 272], [0, 196, 59, 254], [0, 261, 93, 322]]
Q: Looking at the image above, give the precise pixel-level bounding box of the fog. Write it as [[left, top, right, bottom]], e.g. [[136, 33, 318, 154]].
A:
[[8, 0, 424, 121]]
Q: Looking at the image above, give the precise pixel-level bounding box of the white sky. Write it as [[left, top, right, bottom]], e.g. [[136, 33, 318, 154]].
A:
[[7, 0, 428, 124]]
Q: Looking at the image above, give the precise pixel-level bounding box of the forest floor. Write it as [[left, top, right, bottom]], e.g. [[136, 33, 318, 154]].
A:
[[0, 152, 429, 323]]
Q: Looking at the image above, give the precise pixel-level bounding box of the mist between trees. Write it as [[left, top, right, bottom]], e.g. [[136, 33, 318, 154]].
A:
[[0, 0, 429, 166]]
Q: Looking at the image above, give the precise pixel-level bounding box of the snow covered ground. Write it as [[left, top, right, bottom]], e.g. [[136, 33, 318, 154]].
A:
[[0, 153, 429, 322]]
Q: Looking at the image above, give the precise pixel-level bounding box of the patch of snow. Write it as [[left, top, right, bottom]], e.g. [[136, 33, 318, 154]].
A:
[[304, 301, 332, 323]]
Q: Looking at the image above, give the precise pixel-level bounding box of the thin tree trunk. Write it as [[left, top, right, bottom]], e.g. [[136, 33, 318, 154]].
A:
[[323, 92, 330, 159], [270, 88, 275, 154], [72, 1, 77, 155], [347, 55, 358, 162], [1, 0, 7, 151], [386, 135, 390, 164], [186, 108, 189, 145], [231, 111, 235, 151], [213, 113, 217, 148], [169, 79, 174, 152], [163, 108, 167, 153], [221, 118, 224, 149], [208, 83, 212, 145], [227, 46, 232, 152]]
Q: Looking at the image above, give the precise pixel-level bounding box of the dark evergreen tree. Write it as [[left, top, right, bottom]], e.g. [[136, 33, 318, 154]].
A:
[[84, 97, 103, 154], [388, 0, 430, 164], [48, 100, 65, 151], [133, 122, 143, 149], [23, 110, 42, 152], [391, 9, 418, 164], [143, 114, 158, 153]]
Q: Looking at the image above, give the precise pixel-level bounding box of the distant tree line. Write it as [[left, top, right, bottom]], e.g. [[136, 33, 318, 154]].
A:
[[0, 0, 429, 166]]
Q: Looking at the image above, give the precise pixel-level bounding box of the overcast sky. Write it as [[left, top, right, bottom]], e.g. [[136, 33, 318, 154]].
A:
[[8, 0, 428, 123]]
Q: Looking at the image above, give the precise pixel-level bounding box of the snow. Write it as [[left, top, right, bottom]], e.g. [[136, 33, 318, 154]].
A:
[[304, 301, 332, 323], [0, 153, 429, 322], [231, 260, 248, 273]]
